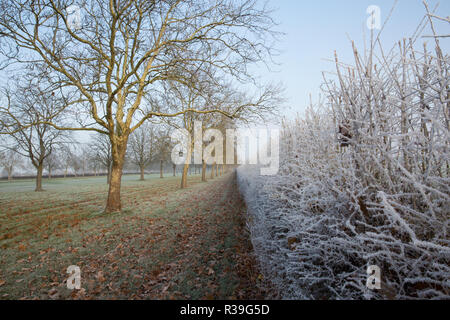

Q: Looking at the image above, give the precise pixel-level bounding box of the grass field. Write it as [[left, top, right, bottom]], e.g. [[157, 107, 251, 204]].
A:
[[0, 172, 263, 300]]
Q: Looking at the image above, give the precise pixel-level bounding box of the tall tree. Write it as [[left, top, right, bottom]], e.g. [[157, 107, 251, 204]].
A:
[[0, 0, 279, 212]]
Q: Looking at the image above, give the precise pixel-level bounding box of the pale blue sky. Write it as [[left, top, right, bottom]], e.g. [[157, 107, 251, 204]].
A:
[[256, 0, 450, 116], [1, 1, 448, 131]]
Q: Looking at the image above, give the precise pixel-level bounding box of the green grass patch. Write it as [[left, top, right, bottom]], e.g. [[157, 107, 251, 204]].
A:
[[0, 172, 261, 300]]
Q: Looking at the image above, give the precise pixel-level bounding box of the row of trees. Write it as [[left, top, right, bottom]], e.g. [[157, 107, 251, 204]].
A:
[[0, 118, 222, 186], [0, 0, 281, 212], [0, 135, 199, 180]]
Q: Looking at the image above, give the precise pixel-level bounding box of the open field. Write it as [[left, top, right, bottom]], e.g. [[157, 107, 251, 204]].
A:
[[0, 172, 263, 300]]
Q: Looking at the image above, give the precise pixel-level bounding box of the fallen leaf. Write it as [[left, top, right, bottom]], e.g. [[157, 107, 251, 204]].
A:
[[48, 288, 59, 299], [96, 271, 106, 283]]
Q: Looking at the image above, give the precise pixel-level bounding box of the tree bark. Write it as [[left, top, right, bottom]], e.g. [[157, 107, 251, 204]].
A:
[[210, 162, 215, 179], [160, 159, 164, 178], [140, 164, 145, 181], [181, 144, 193, 188], [48, 165, 52, 180], [173, 164, 176, 176], [181, 163, 189, 188], [105, 144, 127, 213], [35, 162, 44, 192], [202, 160, 207, 182]]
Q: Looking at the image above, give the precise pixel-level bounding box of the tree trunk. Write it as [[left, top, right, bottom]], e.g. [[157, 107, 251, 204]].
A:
[[210, 162, 215, 179], [48, 165, 52, 180], [35, 163, 44, 192], [160, 159, 164, 178], [140, 164, 145, 181], [173, 164, 176, 176], [202, 160, 207, 182], [105, 144, 127, 213], [215, 163, 218, 177], [7, 166, 12, 181], [181, 163, 189, 188], [181, 144, 192, 188]]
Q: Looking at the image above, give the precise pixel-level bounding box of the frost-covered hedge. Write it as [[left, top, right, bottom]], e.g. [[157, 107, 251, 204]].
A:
[[237, 12, 449, 299]]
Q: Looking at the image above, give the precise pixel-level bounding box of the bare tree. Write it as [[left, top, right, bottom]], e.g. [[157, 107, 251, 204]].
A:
[[0, 0, 279, 212], [128, 123, 154, 181], [44, 150, 60, 179], [0, 147, 22, 181], [78, 145, 91, 177], [1, 84, 70, 191], [153, 128, 172, 179], [163, 80, 204, 188], [87, 149, 101, 177], [164, 72, 280, 188], [89, 133, 113, 184], [61, 144, 77, 178]]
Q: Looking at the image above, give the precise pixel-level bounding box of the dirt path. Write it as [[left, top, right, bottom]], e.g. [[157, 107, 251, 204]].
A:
[[0, 172, 265, 300], [132, 171, 265, 300]]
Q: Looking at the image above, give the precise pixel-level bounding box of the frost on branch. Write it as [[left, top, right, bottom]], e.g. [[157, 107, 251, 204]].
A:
[[237, 12, 449, 299]]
